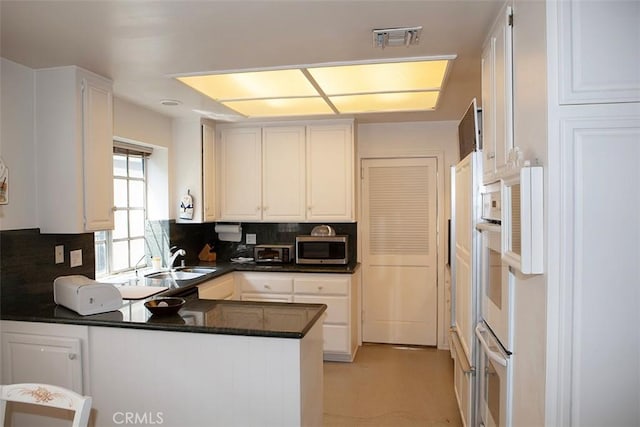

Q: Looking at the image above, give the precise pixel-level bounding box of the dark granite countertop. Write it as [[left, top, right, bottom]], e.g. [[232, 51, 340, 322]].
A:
[[0, 261, 359, 338], [135, 260, 360, 297], [1, 291, 326, 339]]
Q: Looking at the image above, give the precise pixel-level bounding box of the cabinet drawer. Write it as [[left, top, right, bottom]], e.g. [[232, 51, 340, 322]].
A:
[[198, 276, 235, 300], [323, 324, 350, 353], [241, 293, 293, 303], [294, 276, 349, 295], [293, 295, 348, 324], [240, 274, 293, 294]]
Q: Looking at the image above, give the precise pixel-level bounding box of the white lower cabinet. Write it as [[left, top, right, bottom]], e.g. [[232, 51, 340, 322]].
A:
[[238, 273, 295, 302], [197, 273, 235, 300], [237, 269, 361, 362], [450, 329, 474, 427], [0, 321, 89, 427]]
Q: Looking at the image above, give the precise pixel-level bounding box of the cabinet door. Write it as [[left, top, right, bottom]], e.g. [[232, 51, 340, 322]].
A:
[[557, 0, 640, 104], [306, 124, 354, 221], [481, 5, 513, 182], [82, 76, 114, 231], [202, 123, 217, 222], [481, 39, 496, 183], [198, 274, 235, 300], [219, 127, 262, 220], [262, 126, 306, 221], [493, 5, 513, 177], [293, 295, 349, 324], [1, 332, 83, 393]]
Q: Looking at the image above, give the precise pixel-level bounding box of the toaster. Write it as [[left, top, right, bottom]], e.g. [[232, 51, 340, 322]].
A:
[[53, 275, 123, 316]]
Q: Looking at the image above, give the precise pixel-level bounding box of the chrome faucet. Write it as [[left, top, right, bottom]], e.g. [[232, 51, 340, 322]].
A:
[[168, 246, 186, 269]]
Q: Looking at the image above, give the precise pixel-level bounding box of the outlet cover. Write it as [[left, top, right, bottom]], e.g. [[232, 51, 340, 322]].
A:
[[70, 249, 83, 268], [55, 245, 64, 264], [246, 233, 257, 245]]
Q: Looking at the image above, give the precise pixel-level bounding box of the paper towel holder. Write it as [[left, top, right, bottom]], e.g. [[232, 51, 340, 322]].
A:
[[215, 223, 242, 242]]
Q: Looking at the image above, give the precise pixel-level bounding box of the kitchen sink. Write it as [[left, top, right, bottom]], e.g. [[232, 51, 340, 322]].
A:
[[144, 266, 217, 281], [145, 271, 204, 281], [177, 267, 217, 274]]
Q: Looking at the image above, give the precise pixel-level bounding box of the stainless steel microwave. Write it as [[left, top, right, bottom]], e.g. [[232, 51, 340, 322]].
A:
[[295, 235, 348, 265]]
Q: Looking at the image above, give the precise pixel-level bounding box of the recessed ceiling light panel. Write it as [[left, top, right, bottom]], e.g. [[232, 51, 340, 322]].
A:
[[221, 97, 334, 118], [174, 56, 454, 118], [330, 91, 440, 114], [307, 60, 448, 95], [178, 69, 317, 101]]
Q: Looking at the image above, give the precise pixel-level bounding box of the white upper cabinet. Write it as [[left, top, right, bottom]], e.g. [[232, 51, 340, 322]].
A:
[[482, 5, 513, 184], [262, 126, 306, 221], [556, 0, 640, 104], [306, 124, 354, 221], [173, 118, 218, 223], [36, 66, 114, 233], [219, 121, 355, 222], [219, 127, 263, 221], [202, 122, 217, 222]]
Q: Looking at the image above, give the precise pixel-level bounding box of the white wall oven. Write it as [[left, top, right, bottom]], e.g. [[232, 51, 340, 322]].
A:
[[476, 321, 512, 427], [477, 222, 513, 352], [476, 182, 513, 427]]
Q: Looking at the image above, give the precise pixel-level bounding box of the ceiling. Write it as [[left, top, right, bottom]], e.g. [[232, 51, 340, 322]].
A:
[[0, 1, 503, 124]]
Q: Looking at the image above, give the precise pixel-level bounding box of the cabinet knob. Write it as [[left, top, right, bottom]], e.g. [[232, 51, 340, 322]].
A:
[[264, 284, 271, 290], [68, 353, 77, 360], [318, 286, 323, 292], [256, 206, 261, 211]]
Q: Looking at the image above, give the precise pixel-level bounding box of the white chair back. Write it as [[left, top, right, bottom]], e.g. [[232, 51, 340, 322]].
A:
[[0, 383, 91, 427]]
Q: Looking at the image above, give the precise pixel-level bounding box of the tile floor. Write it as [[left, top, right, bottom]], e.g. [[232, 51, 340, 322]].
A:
[[323, 343, 462, 427]]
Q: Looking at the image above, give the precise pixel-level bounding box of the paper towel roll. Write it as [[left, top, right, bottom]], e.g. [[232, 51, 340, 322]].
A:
[[215, 224, 242, 233], [215, 223, 242, 242]]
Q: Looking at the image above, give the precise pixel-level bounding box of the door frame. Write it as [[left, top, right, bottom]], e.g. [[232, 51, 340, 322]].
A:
[[357, 151, 447, 349]]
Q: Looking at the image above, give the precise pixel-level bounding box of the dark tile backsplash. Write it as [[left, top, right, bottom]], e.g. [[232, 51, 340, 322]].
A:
[[211, 222, 358, 263], [168, 221, 357, 264], [1, 222, 357, 301], [0, 228, 95, 299]]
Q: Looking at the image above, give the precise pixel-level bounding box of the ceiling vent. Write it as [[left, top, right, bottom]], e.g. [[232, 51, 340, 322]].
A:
[[373, 26, 422, 49]]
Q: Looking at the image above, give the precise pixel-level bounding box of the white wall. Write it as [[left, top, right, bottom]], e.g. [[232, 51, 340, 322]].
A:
[[113, 97, 172, 149], [511, 1, 547, 425], [113, 97, 172, 221], [0, 58, 37, 231], [357, 120, 460, 349]]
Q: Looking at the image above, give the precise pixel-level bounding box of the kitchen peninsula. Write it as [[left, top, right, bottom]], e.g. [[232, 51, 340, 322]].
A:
[[0, 267, 328, 427]]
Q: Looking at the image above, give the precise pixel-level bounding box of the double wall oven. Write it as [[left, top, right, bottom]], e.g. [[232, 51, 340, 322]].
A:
[[476, 182, 513, 427]]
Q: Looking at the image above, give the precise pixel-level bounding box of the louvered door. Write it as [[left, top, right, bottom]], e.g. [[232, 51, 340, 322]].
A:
[[361, 157, 438, 345]]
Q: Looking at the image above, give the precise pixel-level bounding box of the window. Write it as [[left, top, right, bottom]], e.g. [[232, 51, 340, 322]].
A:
[[95, 144, 150, 277]]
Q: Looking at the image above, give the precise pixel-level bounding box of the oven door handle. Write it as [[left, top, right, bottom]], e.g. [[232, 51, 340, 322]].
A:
[[475, 323, 508, 367]]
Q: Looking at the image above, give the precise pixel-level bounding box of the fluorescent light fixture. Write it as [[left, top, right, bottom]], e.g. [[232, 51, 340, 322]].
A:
[[175, 57, 453, 118], [178, 69, 317, 100], [307, 60, 448, 95], [330, 91, 440, 114], [221, 97, 334, 117]]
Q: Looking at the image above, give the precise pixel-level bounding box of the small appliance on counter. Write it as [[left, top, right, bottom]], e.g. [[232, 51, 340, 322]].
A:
[[53, 275, 123, 316], [253, 244, 294, 263], [296, 225, 349, 265]]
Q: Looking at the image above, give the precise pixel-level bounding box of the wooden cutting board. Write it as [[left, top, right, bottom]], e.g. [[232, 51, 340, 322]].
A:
[[118, 286, 168, 300]]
